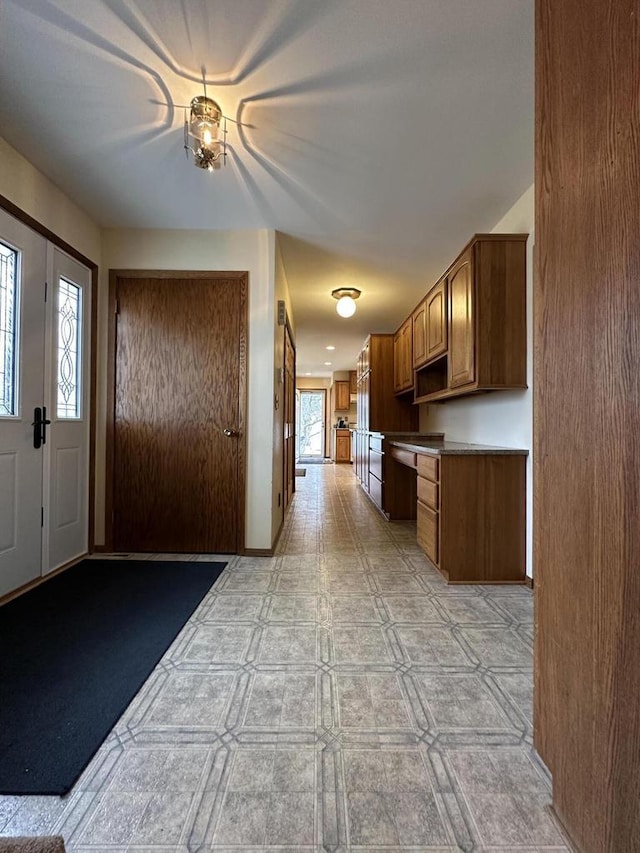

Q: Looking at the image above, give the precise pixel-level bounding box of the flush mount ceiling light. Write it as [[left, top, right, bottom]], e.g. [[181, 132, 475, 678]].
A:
[[332, 287, 361, 318], [183, 84, 227, 172]]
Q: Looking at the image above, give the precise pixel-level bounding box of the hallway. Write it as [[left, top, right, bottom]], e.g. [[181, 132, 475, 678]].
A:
[[0, 464, 568, 851]]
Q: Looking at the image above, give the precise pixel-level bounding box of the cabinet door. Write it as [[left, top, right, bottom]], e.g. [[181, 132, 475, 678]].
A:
[[393, 331, 403, 392], [448, 251, 475, 388], [426, 279, 447, 362], [335, 381, 350, 411], [336, 434, 350, 462], [394, 319, 413, 392], [412, 300, 428, 368], [349, 370, 357, 395]]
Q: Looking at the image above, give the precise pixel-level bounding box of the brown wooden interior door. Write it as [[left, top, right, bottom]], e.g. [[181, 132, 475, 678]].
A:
[[113, 275, 245, 553]]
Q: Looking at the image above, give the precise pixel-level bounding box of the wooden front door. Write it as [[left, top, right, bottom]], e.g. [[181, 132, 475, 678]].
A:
[[111, 273, 246, 553]]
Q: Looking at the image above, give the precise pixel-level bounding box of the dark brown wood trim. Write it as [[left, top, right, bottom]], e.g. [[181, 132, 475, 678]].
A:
[[0, 193, 98, 270], [105, 272, 117, 553], [106, 269, 249, 554], [271, 514, 285, 553], [0, 554, 87, 607], [243, 547, 275, 557], [109, 268, 248, 280], [0, 194, 99, 555], [88, 265, 98, 552]]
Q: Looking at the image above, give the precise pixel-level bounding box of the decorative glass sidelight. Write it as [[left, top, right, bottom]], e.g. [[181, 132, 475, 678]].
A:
[[56, 277, 82, 418], [0, 242, 18, 416]]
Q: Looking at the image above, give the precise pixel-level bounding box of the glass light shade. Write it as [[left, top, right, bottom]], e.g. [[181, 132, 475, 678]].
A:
[[336, 296, 357, 317], [185, 95, 225, 171]]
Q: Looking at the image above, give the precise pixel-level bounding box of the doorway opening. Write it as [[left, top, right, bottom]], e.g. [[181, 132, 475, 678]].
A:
[[297, 389, 326, 461]]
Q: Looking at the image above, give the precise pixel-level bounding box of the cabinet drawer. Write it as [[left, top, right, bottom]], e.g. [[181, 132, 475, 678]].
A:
[[369, 449, 383, 482], [390, 447, 416, 469], [369, 435, 383, 453], [417, 453, 439, 482], [417, 475, 438, 510], [417, 500, 438, 564], [369, 473, 383, 509]]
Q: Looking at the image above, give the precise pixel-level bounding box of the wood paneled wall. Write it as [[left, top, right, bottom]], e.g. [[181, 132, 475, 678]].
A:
[[534, 2, 640, 851]]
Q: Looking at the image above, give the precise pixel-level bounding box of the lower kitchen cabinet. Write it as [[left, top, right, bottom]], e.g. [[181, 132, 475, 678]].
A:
[[415, 449, 526, 583], [335, 429, 351, 463]]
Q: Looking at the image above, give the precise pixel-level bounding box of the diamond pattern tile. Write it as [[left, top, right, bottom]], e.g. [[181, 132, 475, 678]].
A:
[[0, 464, 566, 852]]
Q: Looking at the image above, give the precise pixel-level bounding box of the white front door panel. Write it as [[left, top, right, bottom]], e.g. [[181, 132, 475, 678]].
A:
[[0, 209, 46, 597]]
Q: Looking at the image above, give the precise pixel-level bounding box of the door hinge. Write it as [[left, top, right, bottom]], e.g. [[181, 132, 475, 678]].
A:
[[41, 507, 44, 527], [114, 298, 120, 315], [44, 281, 48, 302]]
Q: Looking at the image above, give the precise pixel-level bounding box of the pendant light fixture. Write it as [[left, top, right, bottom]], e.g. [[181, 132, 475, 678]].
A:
[[332, 287, 361, 318], [183, 82, 227, 172]]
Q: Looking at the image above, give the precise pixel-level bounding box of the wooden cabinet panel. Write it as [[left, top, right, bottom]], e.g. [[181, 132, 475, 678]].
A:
[[368, 473, 383, 510], [417, 500, 438, 564], [335, 380, 350, 411], [390, 447, 416, 469], [412, 300, 428, 369], [335, 431, 351, 463], [369, 435, 383, 453], [369, 448, 383, 482], [417, 454, 439, 482], [393, 318, 413, 393], [349, 370, 357, 394], [417, 476, 438, 510], [426, 279, 447, 362], [448, 250, 475, 388]]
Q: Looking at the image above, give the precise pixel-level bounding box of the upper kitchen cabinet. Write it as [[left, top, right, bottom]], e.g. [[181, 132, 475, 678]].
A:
[[412, 300, 427, 369], [425, 278, 448, 364], [393, 318, 413, 394], [334, 380, 351, 411], [448, 250, 474, 388], [414, 234, 527, 403]]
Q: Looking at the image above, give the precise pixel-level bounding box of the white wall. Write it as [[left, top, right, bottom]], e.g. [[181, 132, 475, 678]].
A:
[[0, 138, 101, 264], [420, 184, 534, 576], [99, 227, 277, 551]]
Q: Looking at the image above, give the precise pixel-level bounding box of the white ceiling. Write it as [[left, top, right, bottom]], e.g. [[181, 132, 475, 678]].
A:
[[0, 0, 533, 376]]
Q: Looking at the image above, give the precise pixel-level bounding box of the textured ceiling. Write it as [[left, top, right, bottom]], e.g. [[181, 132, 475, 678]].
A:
[[0, 0, 533, 375]]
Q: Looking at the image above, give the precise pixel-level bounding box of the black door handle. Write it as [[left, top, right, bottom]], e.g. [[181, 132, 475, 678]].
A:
[[32, 407, 42, 449], [32, 406, 52, 449]]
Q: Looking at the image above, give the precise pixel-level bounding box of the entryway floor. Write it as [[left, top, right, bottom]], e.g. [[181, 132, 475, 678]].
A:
[[0, 464, 569, 851]]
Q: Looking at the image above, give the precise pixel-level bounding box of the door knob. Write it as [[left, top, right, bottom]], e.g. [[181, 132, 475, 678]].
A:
[[223, 428, 238, 437]]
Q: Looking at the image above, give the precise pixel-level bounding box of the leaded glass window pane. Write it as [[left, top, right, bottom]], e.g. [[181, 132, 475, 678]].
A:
[[0, 242, 18, 416], [57, 277, 82, 419]]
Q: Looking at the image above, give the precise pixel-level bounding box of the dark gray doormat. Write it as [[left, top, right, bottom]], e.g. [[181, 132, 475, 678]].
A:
[[0, 558, 226, 794]]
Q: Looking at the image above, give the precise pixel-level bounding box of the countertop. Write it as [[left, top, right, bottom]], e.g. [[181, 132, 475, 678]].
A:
[[388, 437, 528, 456]]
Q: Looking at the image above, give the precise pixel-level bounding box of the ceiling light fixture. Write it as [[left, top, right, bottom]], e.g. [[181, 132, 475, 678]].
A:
[[332, 287, 361, 318], [325, 346, 335, 351], [324, 361, 332, 366], [184, 82, 227, 172]]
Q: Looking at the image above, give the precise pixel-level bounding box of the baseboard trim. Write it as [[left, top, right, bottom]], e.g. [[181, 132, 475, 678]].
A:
[[243, 547, 275, 557], [525, 575, 534, 589], [0, 553, 88, 607]]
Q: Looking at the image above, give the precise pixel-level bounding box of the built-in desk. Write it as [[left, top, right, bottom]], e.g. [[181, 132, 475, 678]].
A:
[[384, 436, 528, 584]]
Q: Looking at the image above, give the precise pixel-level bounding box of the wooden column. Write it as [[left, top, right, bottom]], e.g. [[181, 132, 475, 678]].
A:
[[534, 1, 640, 850]]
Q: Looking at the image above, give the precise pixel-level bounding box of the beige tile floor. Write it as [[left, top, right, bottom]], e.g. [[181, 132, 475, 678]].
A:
[[0, 463, 571, 852]]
